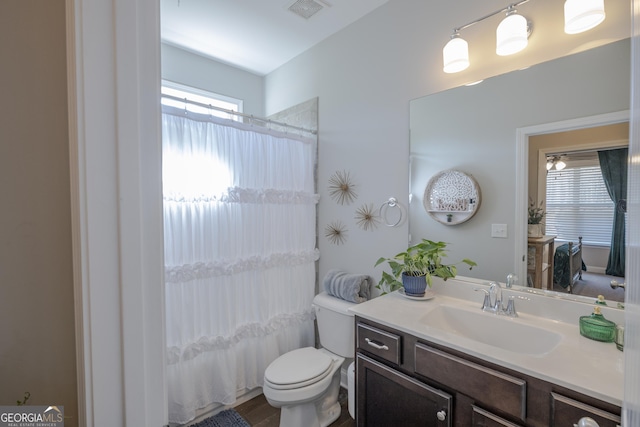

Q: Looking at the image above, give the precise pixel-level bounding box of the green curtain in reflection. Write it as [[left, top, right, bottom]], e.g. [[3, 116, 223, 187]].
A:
[[597, 148, 628, 277]]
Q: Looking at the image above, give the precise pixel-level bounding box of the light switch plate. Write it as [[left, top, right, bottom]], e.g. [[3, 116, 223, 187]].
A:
[[491, 223, 508, 238]]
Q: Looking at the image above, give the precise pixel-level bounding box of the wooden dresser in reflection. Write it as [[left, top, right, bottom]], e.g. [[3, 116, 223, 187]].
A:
[[527, 235, 556, 290]]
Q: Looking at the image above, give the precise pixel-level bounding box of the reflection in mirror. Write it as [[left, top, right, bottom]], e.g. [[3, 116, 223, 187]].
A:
[[424, 169, 481, 225], [409, 39, 630, 306], [526, 124, 628, 303]]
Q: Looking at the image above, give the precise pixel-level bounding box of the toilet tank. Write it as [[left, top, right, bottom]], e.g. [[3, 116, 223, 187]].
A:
[[313, 292, 356, 358]]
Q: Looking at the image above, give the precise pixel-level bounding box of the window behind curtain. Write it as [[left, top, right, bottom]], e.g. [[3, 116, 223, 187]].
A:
[[546, 157, 614, 246], [161, 80, 243, 120]]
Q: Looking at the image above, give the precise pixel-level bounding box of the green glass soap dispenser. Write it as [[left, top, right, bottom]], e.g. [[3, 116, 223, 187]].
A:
[[579, 306, 616, 342]]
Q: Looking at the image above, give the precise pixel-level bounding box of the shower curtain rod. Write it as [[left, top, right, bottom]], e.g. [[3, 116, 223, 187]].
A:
[[162, 94, 318, 136]]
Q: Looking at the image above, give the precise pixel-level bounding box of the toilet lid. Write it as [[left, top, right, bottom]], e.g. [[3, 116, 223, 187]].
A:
[[265, 347, 333, 388]]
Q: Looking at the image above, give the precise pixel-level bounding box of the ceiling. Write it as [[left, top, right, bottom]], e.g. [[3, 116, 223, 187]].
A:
[[160, 0, 389, 76]]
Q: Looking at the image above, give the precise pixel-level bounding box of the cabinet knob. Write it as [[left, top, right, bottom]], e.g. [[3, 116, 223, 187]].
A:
[[574, 417, 600, 427], [436, 410, 447, 421]]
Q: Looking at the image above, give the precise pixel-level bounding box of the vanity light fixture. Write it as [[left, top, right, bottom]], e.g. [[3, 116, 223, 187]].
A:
[[564, 0, 606, 34], [442, 0, 532, 73], [442, 0, 606, 73], [443, 33, 470, 73], [496, 6, 530, 56]]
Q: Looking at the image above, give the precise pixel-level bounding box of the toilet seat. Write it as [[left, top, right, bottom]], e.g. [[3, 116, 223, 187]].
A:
[[264, 347, 334, 390]]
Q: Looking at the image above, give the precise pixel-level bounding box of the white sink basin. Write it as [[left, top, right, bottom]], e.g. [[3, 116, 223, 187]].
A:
[[420, 304, 562, 355]]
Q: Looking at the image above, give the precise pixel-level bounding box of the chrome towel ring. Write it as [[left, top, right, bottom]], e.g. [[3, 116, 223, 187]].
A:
[[379, 197, 402, 227]]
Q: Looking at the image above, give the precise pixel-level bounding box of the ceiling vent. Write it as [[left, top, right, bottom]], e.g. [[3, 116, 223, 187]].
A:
[[287, 0, 328, 19]]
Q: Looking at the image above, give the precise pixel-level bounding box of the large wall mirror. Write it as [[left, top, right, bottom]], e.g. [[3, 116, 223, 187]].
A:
[[409, 38, 630, 305]]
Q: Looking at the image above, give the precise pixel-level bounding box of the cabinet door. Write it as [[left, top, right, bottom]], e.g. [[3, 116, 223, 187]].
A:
[[357, 353, 452, 427], [551, 393, 621, 427], [414, 342, 526, 422]]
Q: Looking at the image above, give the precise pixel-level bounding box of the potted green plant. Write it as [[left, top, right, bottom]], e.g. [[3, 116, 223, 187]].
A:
[[528, 199, 545, 237], [374, 239, 476, 296]]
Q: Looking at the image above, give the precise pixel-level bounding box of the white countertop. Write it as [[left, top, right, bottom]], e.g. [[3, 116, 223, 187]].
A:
[[349, 277, 624, 406]]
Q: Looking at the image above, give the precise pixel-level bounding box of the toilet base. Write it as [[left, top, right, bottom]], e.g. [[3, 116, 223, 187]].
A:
[[280, 400, 340, 427]]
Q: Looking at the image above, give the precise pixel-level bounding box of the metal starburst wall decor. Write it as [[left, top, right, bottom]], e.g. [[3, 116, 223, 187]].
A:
[[328, 170, 358, 205], [355, 203, 380, 231], [325, 220, 348, 245]]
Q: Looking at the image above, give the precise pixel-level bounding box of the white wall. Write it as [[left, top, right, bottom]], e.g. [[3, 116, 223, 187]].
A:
[[161, 44, 265, 117], [263, 0, 630, 292]]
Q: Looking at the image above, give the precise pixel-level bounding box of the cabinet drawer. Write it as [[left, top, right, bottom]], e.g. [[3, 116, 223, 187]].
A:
[[551, 393, 621, 427], [472, 405, 524, 427], [415, 343, 526, 422], [357, 322, 401, 365]]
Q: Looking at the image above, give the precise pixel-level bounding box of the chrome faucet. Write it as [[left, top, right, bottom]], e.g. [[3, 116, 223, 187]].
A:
[[475, 281, 518, 317], [489, 281, 503, 313]]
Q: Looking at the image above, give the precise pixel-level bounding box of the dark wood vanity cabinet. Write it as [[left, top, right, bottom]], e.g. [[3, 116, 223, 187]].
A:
[[355, 316, 621, 427]]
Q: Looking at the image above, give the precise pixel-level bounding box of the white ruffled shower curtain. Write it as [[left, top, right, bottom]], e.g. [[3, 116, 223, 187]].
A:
[[162, 108, 319, 424]]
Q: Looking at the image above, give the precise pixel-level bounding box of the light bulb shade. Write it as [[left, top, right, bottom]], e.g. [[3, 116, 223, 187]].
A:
[[555, 160, 566, 171], [564, 0, 605, 34], [443, 36, 469, 73], [496, 13, 528, 56], [546, 160, 554, 170]]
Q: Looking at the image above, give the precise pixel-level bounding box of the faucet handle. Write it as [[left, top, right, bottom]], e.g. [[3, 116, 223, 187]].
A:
[[505, 296, 518, 318], [475, 288, 492, 312]]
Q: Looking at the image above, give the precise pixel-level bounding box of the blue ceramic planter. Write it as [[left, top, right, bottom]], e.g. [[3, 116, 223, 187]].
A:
[[402, 273, 427, 296]]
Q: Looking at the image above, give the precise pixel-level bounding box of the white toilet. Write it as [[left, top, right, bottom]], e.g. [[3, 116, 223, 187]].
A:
[[263, 292, 355, 427]]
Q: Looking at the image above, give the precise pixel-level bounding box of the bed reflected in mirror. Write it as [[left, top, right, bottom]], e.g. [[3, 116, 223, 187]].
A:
[[527, 125, 628, 303]]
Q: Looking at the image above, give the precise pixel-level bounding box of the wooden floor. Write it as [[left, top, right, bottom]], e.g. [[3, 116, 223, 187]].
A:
[[235, 388, 355, 427]]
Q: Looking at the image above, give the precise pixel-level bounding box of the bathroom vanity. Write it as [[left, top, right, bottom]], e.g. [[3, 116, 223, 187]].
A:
[[349, 278, 624, 426]]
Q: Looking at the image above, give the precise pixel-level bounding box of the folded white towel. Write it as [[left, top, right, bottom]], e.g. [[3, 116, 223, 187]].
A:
[[323, 269, 372, 303]]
